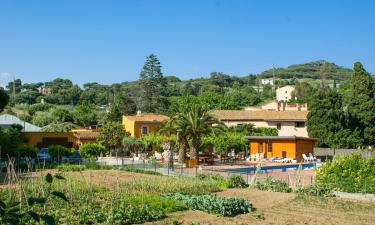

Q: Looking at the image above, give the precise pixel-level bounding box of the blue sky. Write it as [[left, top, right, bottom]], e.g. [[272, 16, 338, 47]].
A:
[[0, 0, 374, 86]]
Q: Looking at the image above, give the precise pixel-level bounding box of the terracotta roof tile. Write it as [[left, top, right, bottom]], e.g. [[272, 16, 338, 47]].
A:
[[124, 113, 169, 122], [211, 110, 307, 121], [73, 131, 99, 140]]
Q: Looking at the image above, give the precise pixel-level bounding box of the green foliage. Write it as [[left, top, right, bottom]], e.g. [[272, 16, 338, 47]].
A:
[[196, 173, 229, 188], [316, 154, 375, 194], [162, 193, 252, 216], [28, 103, 54, 116], [121, 176, 222, 195], [32, 111, 54, 127], [256, 177, 292, 193], [15, 145, 38, 157], [73, 103, 98, 127], [260, 60, 352, 80], [120, 167, 162, 175], [227, 175, 249, 188], [47, 145, 72, 158], [295, 183, 334, 197], [56, 163, 85, 172], [98, 121, 128, 151], [79, 143, 106, 158], [0, 127, 21, 157], [203, 132, 247, 155], [138, 54, 168, 113], [0, 88, 10, 112]]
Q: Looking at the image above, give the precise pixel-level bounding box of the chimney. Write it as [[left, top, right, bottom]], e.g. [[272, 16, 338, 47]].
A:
[[136, 110, 142, 116]]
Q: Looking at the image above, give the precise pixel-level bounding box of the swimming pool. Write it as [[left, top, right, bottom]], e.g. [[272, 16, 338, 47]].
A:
[[222, 163, 320, 174]]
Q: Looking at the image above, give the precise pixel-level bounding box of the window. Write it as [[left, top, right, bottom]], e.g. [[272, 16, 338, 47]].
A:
[[258, 143, 263, 153], [276, 123, 282, 130], [295, 122, 305, 128], [267, 143, 272, 153], [141, 126, 148, 135]]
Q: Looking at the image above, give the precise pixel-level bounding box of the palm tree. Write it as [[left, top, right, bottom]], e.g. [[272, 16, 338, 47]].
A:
[[183, 104, 222, 160], [159, 115, 190, 163]]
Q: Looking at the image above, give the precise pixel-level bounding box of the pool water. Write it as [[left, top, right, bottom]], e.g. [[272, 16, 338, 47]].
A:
[[222, 163, 320, 174]]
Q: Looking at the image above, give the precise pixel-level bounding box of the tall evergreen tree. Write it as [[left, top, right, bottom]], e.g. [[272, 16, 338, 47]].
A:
[[346, 62, 375, 146], [307, 87, 362, 148], [138, 54, 168, 113], [0, 88, 10, 112]]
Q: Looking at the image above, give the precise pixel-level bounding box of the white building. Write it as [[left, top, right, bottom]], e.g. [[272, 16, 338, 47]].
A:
[[276, 85, 295, 101], [211, 110, 309, 137], [261, 79, 274, 86]]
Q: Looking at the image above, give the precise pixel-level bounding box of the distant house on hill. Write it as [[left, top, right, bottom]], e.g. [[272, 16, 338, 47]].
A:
[[122, 111, 169, 138], [276, 85, 295, 101], [261, 78, 275, 86], [211, 110, 308, 137], [0, 114, 41, 132]]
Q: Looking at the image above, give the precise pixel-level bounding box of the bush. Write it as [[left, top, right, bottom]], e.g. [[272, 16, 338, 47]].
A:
[[256, 177, 292, 193], [48, 145, 72, 158], [15, 145, 38, 157], [121, 167, 162, 175], [295, 183, 334, 197], [79, 143, 106, 158], [227, 174, 249, 188], [316, 154, 375, 194], [162, 193, 252, 216]]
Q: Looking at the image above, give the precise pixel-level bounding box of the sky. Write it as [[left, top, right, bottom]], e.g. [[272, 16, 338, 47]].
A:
[[0, 0, 374, 87]]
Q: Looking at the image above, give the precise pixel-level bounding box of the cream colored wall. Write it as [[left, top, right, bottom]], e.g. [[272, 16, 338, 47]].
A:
[[276, 86, 295, 101], [222, 121, 308, 137]]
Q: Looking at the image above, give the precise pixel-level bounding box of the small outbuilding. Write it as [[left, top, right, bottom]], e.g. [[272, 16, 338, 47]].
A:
[[245, 136, 317, 162]]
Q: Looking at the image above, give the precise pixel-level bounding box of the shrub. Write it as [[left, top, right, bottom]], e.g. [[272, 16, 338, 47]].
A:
[[295, 183, 334, 197], [48, 145, 72, 158], [79, 143, 106, 158], [15, 145, 38, 157], [256, 177, 292, 193], [162, 193, 252, 216], [316, 154, 375, 194], [121, 167, 162, 175], [227, 174, 249, 188]]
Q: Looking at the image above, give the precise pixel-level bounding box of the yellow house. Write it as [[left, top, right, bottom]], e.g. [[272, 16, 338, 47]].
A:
[[122, 112, 169, 138], [22, 130, 99, 149], [246, 136, 317, 162]]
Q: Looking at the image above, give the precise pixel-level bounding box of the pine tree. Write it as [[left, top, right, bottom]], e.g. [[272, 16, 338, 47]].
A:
[[346, 62, 375, 146], [138, 54, 168, 113]]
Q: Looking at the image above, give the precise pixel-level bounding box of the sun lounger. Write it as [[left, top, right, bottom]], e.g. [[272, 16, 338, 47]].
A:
[[302, 154, 311, 162], [309, 153, 317, 162]]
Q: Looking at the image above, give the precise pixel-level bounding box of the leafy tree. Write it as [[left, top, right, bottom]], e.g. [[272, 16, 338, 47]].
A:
[[32, 111, 54, 127], [202, 132, 247, 155], [51, 107, 74, 123], [0, 88, 10, 112], [98, 121, 128, 152], [345, 62, 375, 146], [41, 122, 73, 132], [6, 78, 22, 94], [46, 78, 73, 93], [0, 127, 21, 157], [138, 54, 168, 113], [73, 103, 97, 127], [13, 90, 42, 104]]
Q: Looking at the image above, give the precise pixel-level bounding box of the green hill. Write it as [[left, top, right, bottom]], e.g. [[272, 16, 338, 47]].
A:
[[259, 60, 352, 80]]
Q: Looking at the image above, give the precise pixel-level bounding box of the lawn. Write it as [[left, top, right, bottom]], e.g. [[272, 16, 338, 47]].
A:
[[1, 169, 375, 225]]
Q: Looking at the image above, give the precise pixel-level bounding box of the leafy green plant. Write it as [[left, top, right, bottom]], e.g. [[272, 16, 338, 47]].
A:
[[0, 199, 22, 224], [197, 173, 228, 188], [79, 143, 106, 158], [256, 177, 292, 193], [316, 154, 375, 194], [48, 145, 73, 158], [162, 193, 252, 216], [295, 183, 334, 197], [227, 174, 249, 188]]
